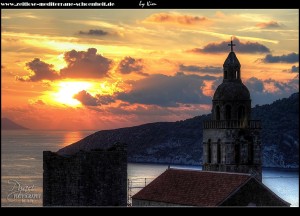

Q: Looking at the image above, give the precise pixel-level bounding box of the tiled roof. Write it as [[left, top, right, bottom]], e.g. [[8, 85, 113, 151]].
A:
[[132, 168, 251, 206]]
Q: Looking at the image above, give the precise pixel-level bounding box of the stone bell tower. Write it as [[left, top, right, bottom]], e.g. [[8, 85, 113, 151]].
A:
[[202, 39, 262, 181]]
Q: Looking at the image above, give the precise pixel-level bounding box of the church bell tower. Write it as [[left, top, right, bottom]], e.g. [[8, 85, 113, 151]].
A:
[[202, 39, 262, 181]]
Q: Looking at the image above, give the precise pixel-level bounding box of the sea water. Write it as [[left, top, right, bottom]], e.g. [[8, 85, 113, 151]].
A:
[[1, 130, 298, 207]]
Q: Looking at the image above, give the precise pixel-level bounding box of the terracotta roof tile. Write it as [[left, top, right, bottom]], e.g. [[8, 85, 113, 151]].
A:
[[132, 168, 251, 206]]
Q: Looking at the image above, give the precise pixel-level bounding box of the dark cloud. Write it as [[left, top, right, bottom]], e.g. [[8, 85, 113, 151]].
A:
[[245, 77, 298, 106], [16, 48, 113, 81], [144, 13, 207, 25], [31, 99, 45, 105], [264, 78, 291, 92], [16, 58, 59, 81], [73, 90, 98, 106], [211, 76, 223, 92], [179, 64, 222, 74], [256, 21, 280, 29], [245, 77, 264, 93], [35, 99, 45, 105], [176, 72, 218, 81], [78, 29, 108, 36], [117, 56, 148, 76], [268, 78, 299, 96], [211, 76, 298, 106], [108, 104, 175, 117], [73, 90, 115, 106], [291, 65, 299, 73], [261, 53, 298, 63], [97, 95, 116, 105], [60, 48, 113, 79], [188, 37, 270, 54], [117, 73, 212, 107], [283, 65, 299, 73]]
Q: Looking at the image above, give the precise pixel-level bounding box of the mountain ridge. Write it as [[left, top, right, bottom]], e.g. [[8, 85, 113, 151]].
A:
[[1, 118, 29, 130], [58, 92, 299, 168]]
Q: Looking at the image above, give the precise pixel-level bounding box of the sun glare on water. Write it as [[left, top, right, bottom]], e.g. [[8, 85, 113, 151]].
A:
[[52, 81, 92, 106]]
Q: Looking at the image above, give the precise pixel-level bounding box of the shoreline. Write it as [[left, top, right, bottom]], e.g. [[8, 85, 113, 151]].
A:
[[127, 161, 299, 171]]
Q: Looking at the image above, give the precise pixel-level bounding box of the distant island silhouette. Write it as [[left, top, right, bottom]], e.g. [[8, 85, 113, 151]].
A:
[[1, 118, 29, 130], [58, 92, 299, 169]]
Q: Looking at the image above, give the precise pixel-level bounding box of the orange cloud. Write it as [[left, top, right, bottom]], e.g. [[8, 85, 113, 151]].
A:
[[144, 12, 208, 25], [256, 21, 280, 29], [29, 99, 46, 105], [215, 11, 226, 18], [2, 101, 211, 130]]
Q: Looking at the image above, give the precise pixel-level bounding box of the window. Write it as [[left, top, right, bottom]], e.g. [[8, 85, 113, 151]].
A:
[[217, 139, 221, 164], [216, 106, 220, 120], [248, 141, 254, 164], [208, 139, 211, 163], [225, 105, 231, 120], [235, 143, 240, 164], [238, 106, 245, 121]]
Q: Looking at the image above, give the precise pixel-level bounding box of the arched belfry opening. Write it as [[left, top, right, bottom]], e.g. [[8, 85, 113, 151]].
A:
[[225, 105, 231, 120], [248, 138, 254, 164], [216, 106, 220, 121], [203, 38, 262, 181], [238, 106, 245, 121], [217, 139, 221, 164], [207, 139, 211, 163]]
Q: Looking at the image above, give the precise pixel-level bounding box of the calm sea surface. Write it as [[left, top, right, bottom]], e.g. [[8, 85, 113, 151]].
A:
[[1, 130, 299, 207]]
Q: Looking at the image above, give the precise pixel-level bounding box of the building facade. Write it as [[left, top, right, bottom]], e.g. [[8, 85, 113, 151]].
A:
[[43, 143, 127, 206], [132, 40, 290, 207], [202, 40, 262, 181]]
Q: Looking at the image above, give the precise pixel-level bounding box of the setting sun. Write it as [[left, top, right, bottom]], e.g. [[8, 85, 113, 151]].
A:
[[2, 9, 298, 129], [1, 8, 298, 208], [52, 81, 92, 106]]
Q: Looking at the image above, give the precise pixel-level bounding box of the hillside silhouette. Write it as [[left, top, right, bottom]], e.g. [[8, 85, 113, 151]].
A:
[[58, 92, 299, 168]]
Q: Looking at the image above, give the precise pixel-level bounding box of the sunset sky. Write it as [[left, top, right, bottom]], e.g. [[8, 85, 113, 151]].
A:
[[1, 9, 299, 130]]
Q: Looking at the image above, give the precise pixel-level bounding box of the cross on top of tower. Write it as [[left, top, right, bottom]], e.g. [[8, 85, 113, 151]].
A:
[[228, 37, 236, 52]]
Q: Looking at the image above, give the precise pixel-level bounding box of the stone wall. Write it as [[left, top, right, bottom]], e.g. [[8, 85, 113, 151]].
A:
[[203, 126, 262, 181], [43, 143, 127, 206]]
